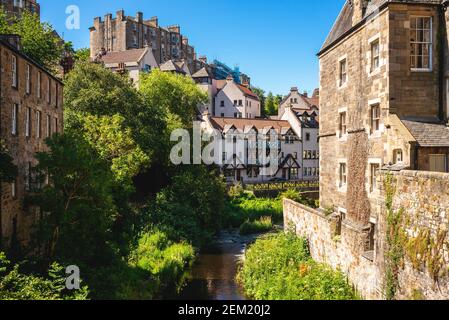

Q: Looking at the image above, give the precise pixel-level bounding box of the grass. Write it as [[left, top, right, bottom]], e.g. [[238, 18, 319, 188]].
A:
[[237, 232, 359, 300], [239, 216, 273, 235]]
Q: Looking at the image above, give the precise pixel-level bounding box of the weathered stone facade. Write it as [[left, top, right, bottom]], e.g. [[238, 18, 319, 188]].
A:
[[89, 11, 197, 73], [285, 169, 449, 300], [0, 36, 63, 249], [307, 0, 449, 300], [0, 0, 40, 19]]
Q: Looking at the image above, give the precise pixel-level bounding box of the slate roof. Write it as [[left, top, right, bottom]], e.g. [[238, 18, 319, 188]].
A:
[[401, 117, 449, 147], [100, 48, 148, 64], [320, 0, 442, 54], [192, 67, 212, 78], [159, 59, 186, 74]]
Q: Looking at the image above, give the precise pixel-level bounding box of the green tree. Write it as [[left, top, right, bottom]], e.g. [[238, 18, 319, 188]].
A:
[[147, 166, 226, 247], [64, 62, 142, 118], [0, 143, 17, 184], [265, 92, 277, 116], [0, 9, 64, 71], [74, 48, 90, 63], [78, 113, 150, 192], [28, 133, 116, 265], [251, 87, 266, 116]]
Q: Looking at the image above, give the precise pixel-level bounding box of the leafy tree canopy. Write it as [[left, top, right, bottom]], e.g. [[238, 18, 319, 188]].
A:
[[0, 9, 63, 71], [28, 133, 117, 265]]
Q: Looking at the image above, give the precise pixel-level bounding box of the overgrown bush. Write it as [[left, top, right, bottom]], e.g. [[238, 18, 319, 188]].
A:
[[281, 189, 318, 208], [239, 217, 273, 235], [129, 230, 195, 294], [223, 194, 283, 228], [146, 166, 226, 247], [237, 233, 358, 300], [0, 252, 88, 300]]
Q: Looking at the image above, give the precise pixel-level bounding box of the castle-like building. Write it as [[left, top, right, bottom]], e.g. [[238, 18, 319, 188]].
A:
[[89, 11, 199, 74]]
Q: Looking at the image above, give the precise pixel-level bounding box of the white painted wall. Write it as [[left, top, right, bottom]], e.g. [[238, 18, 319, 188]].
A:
[[214, 81, 260, 118]]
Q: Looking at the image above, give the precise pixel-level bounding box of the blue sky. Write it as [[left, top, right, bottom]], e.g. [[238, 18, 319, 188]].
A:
[[40, 0, 346, 95]]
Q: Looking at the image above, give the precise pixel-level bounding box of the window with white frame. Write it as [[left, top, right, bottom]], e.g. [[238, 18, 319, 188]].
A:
[[36, 110, 41, 138], [410, 17, 432, 70], [12, 104, 19, 135], [371, 104, 381, 133], [339, 163, 347, 188], [339, 111, 347, 137], [25, 107, 31, 138], [11, 179, 17, 198], [371, 40, 380, 71], [46, 114, 51, 137], [339, 59, 347, 87], [26, 64, 31, 94], [47, 78, 51, 104], [54, 117, 58, 134], [37, 72, 41, 98], [12, 55, 17, 88], [370, 163, 380, 192]]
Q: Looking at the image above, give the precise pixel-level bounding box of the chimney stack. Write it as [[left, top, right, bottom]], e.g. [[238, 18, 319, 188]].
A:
[[136, 12, 143, 23], [116, 10, 125, 21], [291, 87, 298, 92], [303, 91, 308, 97], [199, 55, 208, 64], [226, 75, 234, 83], [351, 0, 369, 26], [149, 16, 159, 27]]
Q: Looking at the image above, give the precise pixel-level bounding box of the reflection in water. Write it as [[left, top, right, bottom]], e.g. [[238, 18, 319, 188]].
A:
[[175, 230, 259, 301]]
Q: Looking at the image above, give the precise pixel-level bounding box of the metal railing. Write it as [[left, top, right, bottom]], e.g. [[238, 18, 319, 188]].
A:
[[243, 179, 319, 192]]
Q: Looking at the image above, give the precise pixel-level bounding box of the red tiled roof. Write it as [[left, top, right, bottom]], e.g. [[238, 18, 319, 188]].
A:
[[100, 48, 147, 64], [236, 84, 260, 100]]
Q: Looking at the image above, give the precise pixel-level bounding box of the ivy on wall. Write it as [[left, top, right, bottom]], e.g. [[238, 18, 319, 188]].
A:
[[384, 174, 407, 300]]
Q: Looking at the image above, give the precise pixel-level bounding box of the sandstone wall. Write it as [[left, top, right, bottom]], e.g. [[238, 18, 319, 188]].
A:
[[285, 169, 449, 300]]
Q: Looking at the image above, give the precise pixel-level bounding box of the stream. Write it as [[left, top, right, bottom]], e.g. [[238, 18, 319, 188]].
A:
[[174, 229, 262, 300]]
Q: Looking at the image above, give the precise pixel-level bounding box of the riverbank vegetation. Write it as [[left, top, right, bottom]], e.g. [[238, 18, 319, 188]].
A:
[[237, 233, 358, 300], [239, 217, 274, 235], [0, 37, 225, 299]]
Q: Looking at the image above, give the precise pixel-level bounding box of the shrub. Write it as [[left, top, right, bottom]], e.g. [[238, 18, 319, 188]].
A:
[[0, 252, 88, 300], [223, 196, 283, 229], [280, 189, 317, 208], [239, 217, 273, 235], [129, 230, 195, 295], [237, 233, 358, 300]]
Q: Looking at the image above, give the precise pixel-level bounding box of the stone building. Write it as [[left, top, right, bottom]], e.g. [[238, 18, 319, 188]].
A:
[[0, 0, 40, 19], [89, 10, 197, 73], [0, 35, 63, 249], [285, 0, 449, 300]]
